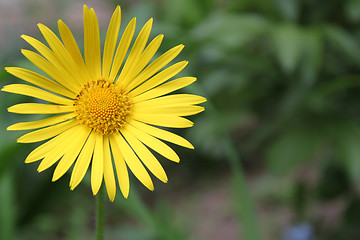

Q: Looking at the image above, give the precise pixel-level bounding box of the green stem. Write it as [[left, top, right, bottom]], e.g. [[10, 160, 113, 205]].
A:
[[222, 135, 262, 240], [96, 186, 105, 240]]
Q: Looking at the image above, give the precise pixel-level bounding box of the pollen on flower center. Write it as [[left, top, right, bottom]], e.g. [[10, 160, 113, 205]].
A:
[[74, 79, 131, 135]]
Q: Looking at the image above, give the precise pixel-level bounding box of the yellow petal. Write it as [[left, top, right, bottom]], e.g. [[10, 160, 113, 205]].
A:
[[109, 135, 129, 198], [109, 18, 136, 82], [134, 94, 207, 109], [103, 135, 116, 201], [4, 67, 75, 99], [25, 126, 74, 163], [21, 49, 79, 92], [126, 123, 180, 162], [52, 126, 91, 181], [102, 6, 121, 79], [17, 119, 78, 143], [58, 20, 91, 81], [84, 5, 101, 79], [91, 133, 104, 195], [112, 132, 154, 191], [125, 44, 184, 91], [22, 34, 74, 81], [21, 35, 83, 89], [37, 24, 86, 86], [22, 34, 57, 61], [22, 34, 82, 87], [121, 128, 168, 183], [70, 132, 96, 190], [7, 112, 77, 131], [117, 18, 153, 88], [37, 136, 73, 172], [2, 84, 73, 105], [129, 119, 194, 149], [131, 112, 193, 128], [8, 103, 74, 115], [129, 61, 188, 96], [134, 105, 205, 116], [132, 77, 197, 103], [121, 34, 163, 88]]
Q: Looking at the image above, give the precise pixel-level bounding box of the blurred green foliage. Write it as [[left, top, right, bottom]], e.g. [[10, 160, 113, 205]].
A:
[[2, 0, 360, 239]]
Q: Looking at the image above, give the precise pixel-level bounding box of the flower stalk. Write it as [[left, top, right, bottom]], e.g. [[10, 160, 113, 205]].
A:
[[96, 186, 105, 240]]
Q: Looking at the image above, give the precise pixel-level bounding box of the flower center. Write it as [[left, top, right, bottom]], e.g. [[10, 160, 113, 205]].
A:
[[74, 80, 131, 135]]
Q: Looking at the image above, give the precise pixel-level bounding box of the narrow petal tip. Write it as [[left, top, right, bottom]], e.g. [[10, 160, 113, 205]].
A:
[[37, 165, 47, 173], [16, 135, 29, 143], [197, 96, 207, 104], [92, 183, 102, 195], [20, 34, 28, 40], [108, 194, 115, 202], [51, 175, 58, 182], [92, 189, 99, 196], [37, 23, 45, 29], [69, 181, 77, 191], [24, 159, 31, 164], [20, 49, 30, 56]]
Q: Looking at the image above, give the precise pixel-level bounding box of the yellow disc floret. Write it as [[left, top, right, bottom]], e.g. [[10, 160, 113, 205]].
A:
[[74, 79, 131, 135]]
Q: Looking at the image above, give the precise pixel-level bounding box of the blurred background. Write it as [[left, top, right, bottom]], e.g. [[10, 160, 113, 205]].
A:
[[1, 0, 360, 239]]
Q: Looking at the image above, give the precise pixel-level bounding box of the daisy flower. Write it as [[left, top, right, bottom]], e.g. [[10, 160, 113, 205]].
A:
[[2, 5, 206, 201]]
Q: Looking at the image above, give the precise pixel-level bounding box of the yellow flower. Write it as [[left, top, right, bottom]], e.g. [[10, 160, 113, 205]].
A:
[[2, 5, 206, 201]]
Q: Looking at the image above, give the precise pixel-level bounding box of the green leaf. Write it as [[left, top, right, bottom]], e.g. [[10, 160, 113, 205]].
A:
[[300, 28, 323, 85], [163, 0, 204, 26], [275, 0, 299, 21], [0, 171, 16, 240], [271, 24, 304, 74], [266, 126, 323, 175], [190, 12, 271, 48], [187, 107, 251, 159], [126, 1, 156, 26], [115, 188, 187, 240], [325, 26, 360, 65], [345, 0, 360, 22], [0, 143, 19, 179], [222, 136, 262, 240], [330, 121, 360, 183], [308, 75, 360, 111]]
